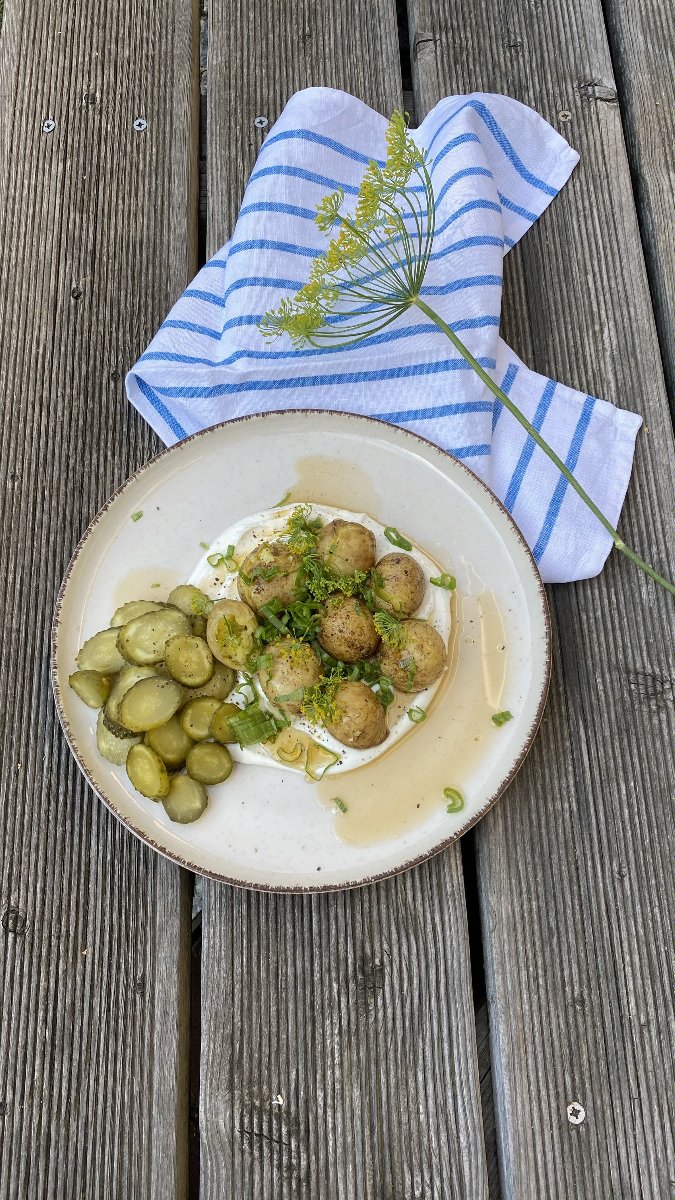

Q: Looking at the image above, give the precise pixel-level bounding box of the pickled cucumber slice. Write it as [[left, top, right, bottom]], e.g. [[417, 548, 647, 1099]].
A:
[[126, 743, 170, 799], [191, 615, 208, 639], [69, 670, 113, 708], [106, 665, 158, 724], [162, 775, 208, 824], [186, 741, 233, 785], [76, 627, 128, 673], [96, 710, 140, 765], [167, 584, 213, 618], [180, 661, 236, 705], [102, 712, 139, 739], [206, 599, 258, 669], [164, 634, 214, 687], [110, 599, 164, 628], [145, 717, 194, 768], [210, 701, 241, 744], [117, 608, 191, 665], [180, 697, 222, 741], [119, 677, 184, 732]]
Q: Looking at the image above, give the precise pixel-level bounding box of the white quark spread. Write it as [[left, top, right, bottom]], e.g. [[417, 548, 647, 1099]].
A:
[[188, 505, 452, 776]]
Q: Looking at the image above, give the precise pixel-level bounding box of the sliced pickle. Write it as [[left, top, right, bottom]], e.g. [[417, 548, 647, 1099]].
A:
[[110, 599, 164, 628], [167, 584, 213, 618], [76, 627, 127, 674], [96, 710, 139, 765], [162, 775, 208, 824], [145, 717, 195, 768], [191, 615, 208, 639], [126, 743, 170, 799], [69, 670, 113, 708], [119, 677, 183, 732], [180, 697, 222, 741], [164, 634, 214, 687], [106, 665, 158, 724], [117, 608, 191, 665], [186, 741, 233, 785], [206, 599, 258, 669], [102, 712, 138, 739], [305, 740, 340, 781], [180, 661, 236, 705], [210, 701, 242, 744]]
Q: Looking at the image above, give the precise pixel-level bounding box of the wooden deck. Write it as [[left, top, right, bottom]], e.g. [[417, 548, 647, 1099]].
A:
[[0, 1, 673, 1197]]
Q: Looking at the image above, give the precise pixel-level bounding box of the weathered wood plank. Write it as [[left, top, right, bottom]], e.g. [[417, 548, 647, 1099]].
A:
[[408, 1, 675, 1197], [200, 5, 488, 1196], [603, 0, 675, 415], [0, 1, 199, 1195]]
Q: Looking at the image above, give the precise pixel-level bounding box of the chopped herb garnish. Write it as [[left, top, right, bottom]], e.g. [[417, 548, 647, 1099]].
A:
[[332, 797, 348, 814], [225, 544, 235, 559], [274, 490, 292, 507], [228, 707, 281, 747], [286, 505, 323, 553], [301, 677, 341, 724], [492, 710, 513, 727], [429, 573, 456, 591], [131, 511, 143, 522], [275, 686, 306, 704], [259, 604, 289, 634], [376, 676, 395, 708], [373, 610, 406, 647], [150, 583, 161, 589], [250, 564, 280, 581], [407, 706, 427, 723], [444, 786, 464, 813], [207, 552, 226, 568], [199, 541, 210, 550], [384, 526, 412, 551]]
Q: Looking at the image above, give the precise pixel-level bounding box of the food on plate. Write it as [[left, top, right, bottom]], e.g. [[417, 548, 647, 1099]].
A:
[[69, 503, 453, 823]]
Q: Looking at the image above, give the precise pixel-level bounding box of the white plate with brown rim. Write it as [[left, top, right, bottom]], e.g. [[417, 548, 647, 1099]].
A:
[[52, 410, 551, 892]]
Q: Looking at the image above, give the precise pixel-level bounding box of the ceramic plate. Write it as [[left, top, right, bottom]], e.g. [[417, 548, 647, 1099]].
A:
[[52, 411, 550, 891]]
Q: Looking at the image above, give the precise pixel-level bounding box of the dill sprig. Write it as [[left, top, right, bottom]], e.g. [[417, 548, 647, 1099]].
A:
[[260, 113, 674, 598], [373, 610, 406, 647]]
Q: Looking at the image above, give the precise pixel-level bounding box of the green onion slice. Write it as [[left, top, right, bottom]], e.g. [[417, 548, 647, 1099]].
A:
[[275, 687, 306, 704], [207, 552, 226, 568], [492, 710, 513, 727], [199, 541, 210, 550], [384, 526, 412, 551], [131, 510, 143, 522], [407, 706, 427, 723], [229, 707, 280, 747], [429, 573, 456, 591], [332, 797, 348, 814], [305, 741, 340, 781], [444, 786, 464, 813], [274, 490, 292, 507], [259, 604, 289, 634]]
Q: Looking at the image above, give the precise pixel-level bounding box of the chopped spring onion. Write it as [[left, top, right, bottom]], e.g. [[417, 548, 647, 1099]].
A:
[[199, 541, 210, 550], [332, 797, 348, 814], [407, 706, 427, 723], [275, 687, 306, 704], [259, 604, 289, 634], [207, 552, 226, 568], [131, 510, 143, 522], [151, 583, 161, 589], [492, 710, 513, 727], [305, 741, 340, 781], [429, 573, 456, 591], [274, 490, 292, 507], [376, 676, 395, 708], [225, 544, 235, 559], [228, 707, 280, 747], [277, 739, 305, 764], [384, 526, 412, 551], [444, 786, 464, 813]]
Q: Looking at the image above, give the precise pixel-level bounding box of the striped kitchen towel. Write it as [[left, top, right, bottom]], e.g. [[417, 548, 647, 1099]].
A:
[[126, 88, 642, 583]]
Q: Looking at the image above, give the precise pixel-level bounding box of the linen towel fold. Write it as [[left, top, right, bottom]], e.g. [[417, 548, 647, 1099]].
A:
[[126, 87, 642, 583]]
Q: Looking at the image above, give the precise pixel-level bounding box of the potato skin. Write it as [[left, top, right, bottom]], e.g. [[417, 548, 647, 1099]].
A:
[[377, 619, 447, 692], [206, 599, 258, 669], [237, 541, 304, 612], [317, 596, 380, 663], [258, 639, 321, 713], [372, 553, 426, 616], [324, 681, 387, 749], [316, 520, 376, 577]]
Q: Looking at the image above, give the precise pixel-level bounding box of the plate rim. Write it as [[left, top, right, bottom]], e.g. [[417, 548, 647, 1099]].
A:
[[51, 408, 552, 893]]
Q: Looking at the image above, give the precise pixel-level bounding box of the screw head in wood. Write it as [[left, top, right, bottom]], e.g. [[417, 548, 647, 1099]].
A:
[[558, 110, 572, 122], [254, 115, 269, 129], [133, 117, 148, 132], [42, 118, 56, 134], [567, 1101, 585, 1124]]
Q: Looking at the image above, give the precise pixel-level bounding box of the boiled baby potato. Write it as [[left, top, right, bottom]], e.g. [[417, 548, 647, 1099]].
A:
[[117, 608, 191, 665], [119, 677, 184, 732], [126, 743, 170, 800], [181, 697, 223, 742], [165, 634, 214, 687], [180, 660, 236, 705], [317, 596, 380, 663], [316, 519, 376, 576], [145, 716, 194, 768], [96, 710, 140, 765], [372, 552, 425, 616], [68, 670, 113, 708], [258, 638, 321, 713], [377, 619, 447, 692], [162, 775, 208, 824], [237, 541, 304, 613], [167, 584, 213, 618], [324, 681, 387, 749], [206, 599, 258, 669], [210, 701, 241, 744], [186, 741, 233, 785], [110, 599, 164, 628], [76, 627, 128, 674]]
